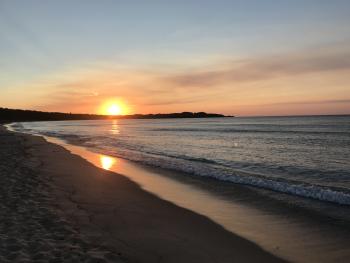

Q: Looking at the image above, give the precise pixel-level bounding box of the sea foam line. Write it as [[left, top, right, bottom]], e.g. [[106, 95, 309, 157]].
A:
[[96, 146, 350, 206], [11, 124, 350, 206]]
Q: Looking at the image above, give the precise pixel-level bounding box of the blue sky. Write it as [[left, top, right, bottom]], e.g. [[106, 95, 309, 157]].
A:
[[1, 0, 350, 115]]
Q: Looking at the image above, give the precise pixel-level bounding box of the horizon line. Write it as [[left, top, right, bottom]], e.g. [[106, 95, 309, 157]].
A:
[[1, 107, 349, 119]]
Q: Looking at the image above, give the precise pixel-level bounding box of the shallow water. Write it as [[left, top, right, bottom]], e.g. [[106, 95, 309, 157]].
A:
[[11, 116, 350, 205]]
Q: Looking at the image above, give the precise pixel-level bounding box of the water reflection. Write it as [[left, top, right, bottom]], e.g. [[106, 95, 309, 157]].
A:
[[110, 120, 119, 135], [100, 155, 116, 170]]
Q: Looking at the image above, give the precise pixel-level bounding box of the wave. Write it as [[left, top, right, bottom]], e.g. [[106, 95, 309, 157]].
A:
[[96, 144, 350, 206], [11, 125, 350, 206]]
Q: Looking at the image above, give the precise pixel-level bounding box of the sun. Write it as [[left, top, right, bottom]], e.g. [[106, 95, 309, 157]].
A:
[[107, 104, 122, 115], [100, 100, 129, 116]]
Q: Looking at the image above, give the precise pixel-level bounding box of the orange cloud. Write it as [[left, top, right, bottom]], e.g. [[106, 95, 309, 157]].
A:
[[5, 45, 350, 116]]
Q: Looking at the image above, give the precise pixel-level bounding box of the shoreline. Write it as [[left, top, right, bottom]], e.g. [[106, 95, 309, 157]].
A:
[[41, 132, 350, 263], [0, 126, 285, 262], [8, 118, 350, 207]]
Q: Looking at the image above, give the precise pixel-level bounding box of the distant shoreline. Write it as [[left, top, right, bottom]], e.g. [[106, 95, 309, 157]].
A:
[[1, 107, 348, 123], [0, 107, 230, 123]]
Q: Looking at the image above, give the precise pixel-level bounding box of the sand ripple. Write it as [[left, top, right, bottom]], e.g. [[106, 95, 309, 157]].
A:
[[0, 131, 124, 263]]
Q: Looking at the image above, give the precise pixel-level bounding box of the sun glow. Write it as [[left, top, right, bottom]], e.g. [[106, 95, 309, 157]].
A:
[[100, 100, 129, 116], [107, 104, 122, 115]]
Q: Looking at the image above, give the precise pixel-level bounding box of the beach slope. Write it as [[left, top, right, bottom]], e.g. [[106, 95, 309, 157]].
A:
[[0, 126, 285, 263]]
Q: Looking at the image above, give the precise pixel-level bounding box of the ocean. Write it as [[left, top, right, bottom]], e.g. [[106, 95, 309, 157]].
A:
[[11, 115, 350, 205]]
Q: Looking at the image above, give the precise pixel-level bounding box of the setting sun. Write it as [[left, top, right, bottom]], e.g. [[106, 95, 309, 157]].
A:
[[107, 104, 122, 115], [100, 100, 129, 116]]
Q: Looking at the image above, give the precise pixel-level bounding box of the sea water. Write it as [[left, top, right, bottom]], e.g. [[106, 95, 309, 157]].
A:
[[11, 115, 350, 205]]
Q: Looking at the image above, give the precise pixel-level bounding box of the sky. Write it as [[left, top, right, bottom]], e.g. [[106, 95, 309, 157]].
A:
[[0, 0, 350, 116]]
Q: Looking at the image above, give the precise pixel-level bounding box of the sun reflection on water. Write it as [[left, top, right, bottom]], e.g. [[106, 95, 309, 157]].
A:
[[100, 155, 116, 170], [110, 120, 120, 135]]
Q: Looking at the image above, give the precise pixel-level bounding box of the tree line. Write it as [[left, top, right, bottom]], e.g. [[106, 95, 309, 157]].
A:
[[0, 108, 229, 123]]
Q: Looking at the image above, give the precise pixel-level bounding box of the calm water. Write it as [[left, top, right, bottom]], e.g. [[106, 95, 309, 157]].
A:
[[12, 116, 350, 205]]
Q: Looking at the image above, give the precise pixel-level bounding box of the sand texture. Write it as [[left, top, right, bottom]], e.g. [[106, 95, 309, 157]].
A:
[[0, 126, 285, 263], [0, 127, 124, 263]]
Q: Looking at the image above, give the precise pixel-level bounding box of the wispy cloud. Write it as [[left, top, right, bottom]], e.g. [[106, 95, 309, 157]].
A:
[[164, 47, 350, 87], [265, 99, 350, 106], [17, 44, 350, 115]]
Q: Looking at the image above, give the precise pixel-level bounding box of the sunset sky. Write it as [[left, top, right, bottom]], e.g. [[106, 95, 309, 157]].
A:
[[1, 0, 350, 116]]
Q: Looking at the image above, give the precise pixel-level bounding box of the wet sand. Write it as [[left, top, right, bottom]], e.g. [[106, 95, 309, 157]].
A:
[[0, 126, 285, 263], [45, 137, 350, 263]]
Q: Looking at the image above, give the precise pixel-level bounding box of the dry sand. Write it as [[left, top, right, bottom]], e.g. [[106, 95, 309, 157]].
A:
[[0, 126, 285, 263]]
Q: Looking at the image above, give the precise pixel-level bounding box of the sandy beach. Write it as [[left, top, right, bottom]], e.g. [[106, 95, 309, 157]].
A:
[[1, 1, 349, 262], [0, 125, 285, 262]]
